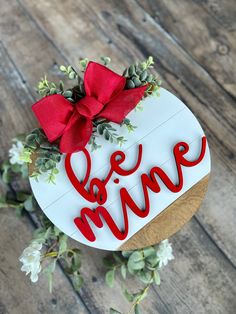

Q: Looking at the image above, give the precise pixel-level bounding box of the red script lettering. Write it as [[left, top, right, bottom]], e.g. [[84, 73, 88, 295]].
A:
[[65, 137, 207, 242]]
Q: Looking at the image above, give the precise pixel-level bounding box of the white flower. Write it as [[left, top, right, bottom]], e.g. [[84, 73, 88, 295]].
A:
[[156, 239, 174, 268], [9, 140, 25, 165], [19, 242, 42, 283]]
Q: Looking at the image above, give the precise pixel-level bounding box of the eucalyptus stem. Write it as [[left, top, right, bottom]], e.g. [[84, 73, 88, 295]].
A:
[[43, 248, 76, 259], [127, 281, 152, 314], [43, 251, 58, 258]]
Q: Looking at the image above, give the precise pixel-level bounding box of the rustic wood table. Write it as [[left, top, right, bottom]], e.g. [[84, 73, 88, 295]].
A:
[[0, 1, 236, 313]]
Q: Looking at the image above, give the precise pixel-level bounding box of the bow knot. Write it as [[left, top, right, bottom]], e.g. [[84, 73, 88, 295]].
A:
[[32, 62, 147, 153], [76, 96, 104, 118]]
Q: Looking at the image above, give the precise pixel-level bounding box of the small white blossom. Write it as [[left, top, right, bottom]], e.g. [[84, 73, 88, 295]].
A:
[[19, 242, 42, 283], [9, 140, 24, 165], [156, 239, 174, 268]]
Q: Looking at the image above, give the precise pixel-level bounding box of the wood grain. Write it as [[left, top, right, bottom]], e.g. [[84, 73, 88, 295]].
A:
[[0, 0, 236, 313], [0, 208, 88, 314], [120, 175, 210, 250], [0, 41, 89, 314], [18, 0, 236, 265], [19, 0, 236, 176], [137, 0, 236, 98]]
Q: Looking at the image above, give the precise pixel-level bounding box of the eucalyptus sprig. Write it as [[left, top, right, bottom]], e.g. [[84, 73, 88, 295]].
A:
[[0, 191, 35, 216], [0, 131, 174, 314], [123, 56, 162, 97], [0, 159, 28, 184], [104, 244, 173, 314], [59, 65, 77, 80], [120, 118, 137, 133], [93, 119, 127, 147], [32, 216, 83, 293], [23, 128, 61, 184]]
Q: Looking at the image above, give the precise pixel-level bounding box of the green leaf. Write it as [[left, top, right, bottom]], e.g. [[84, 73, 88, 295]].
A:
[[121, 264, 126, 279], [103, 257, 114, 269], [72, 272, 84, 291], [68, 71, 76, 80], [123, 288, 134, 302], [24, 195, 34, 212], [53, 226, 61, 236], [128, 64, 136, 76], [16, 191, 29, 202], [143, 247, 156, 258], [121, 250, 133, 259], [134, 304, 141, 314], [59, 80, 64, 92], [105, 268, 115, 288], [71, 253, 81, 271], [11, 163, 21, 173], [97, 124, 105, 135], [59, 65, 67, 72], [140, 70, 148, 81], [112, 252, 123, 263], [146, 255, 159, 268], [44, 259, 57, 293], [58, 234, 68, 255], [63, 90, 73, 98], [52, 168, 59, 175], [79, 58, 89, 71], [126, 79, 135, 89], [104, 129, 110, 141], [137, 270, 152, 284], [133, 77, 141, 87], [100, 56, 111, 66], [153, 270, 161, 285], [1, 161, 11, 183], [128, 251, 145, 273], [44, 226, 52, 241], [129, 251, 144, 263]]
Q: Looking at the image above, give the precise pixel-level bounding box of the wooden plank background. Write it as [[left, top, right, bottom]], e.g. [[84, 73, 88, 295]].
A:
[[0, 0, 235, 313]]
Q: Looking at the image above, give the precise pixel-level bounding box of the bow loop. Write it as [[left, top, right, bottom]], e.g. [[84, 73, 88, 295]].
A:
[[84, 62, 126, 103], [32, 62, 147, 153]]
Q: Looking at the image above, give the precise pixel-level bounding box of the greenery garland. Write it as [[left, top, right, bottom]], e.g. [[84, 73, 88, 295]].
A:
[[19, 56, 161, 183], [0, 56, 174, 314]]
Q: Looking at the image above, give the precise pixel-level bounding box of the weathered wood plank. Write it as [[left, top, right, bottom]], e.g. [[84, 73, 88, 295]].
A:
[[18, 0, 236, 267], [79, 246, 161, 314], [0, 42, 89, 314], [199, 0, 236, 32], [137, 0, 236, 98], [154, 219, 236, 314], [19, 0, 236, 173], [0, 9, 160, 312], [0, 207, 89, 314]]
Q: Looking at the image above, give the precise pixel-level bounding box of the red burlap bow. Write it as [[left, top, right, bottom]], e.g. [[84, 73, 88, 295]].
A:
[[32, 62, 147, 153]]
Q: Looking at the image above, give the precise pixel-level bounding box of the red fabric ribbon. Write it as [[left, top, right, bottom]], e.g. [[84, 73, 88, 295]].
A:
[[32, 62, 147, 153]]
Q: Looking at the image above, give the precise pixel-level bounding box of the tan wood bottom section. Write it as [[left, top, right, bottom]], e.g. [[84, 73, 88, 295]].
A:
[[119, 174, 210, 251]]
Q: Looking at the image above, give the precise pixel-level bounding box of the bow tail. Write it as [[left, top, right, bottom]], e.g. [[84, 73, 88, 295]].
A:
[[60, 111, 93, 153]]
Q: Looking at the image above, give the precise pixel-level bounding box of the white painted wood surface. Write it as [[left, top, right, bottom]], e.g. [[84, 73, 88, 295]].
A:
[[30, 88, 211, 250]]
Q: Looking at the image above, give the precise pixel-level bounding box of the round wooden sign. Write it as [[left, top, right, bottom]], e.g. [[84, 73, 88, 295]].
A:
[[30, 88, 211, 251]]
